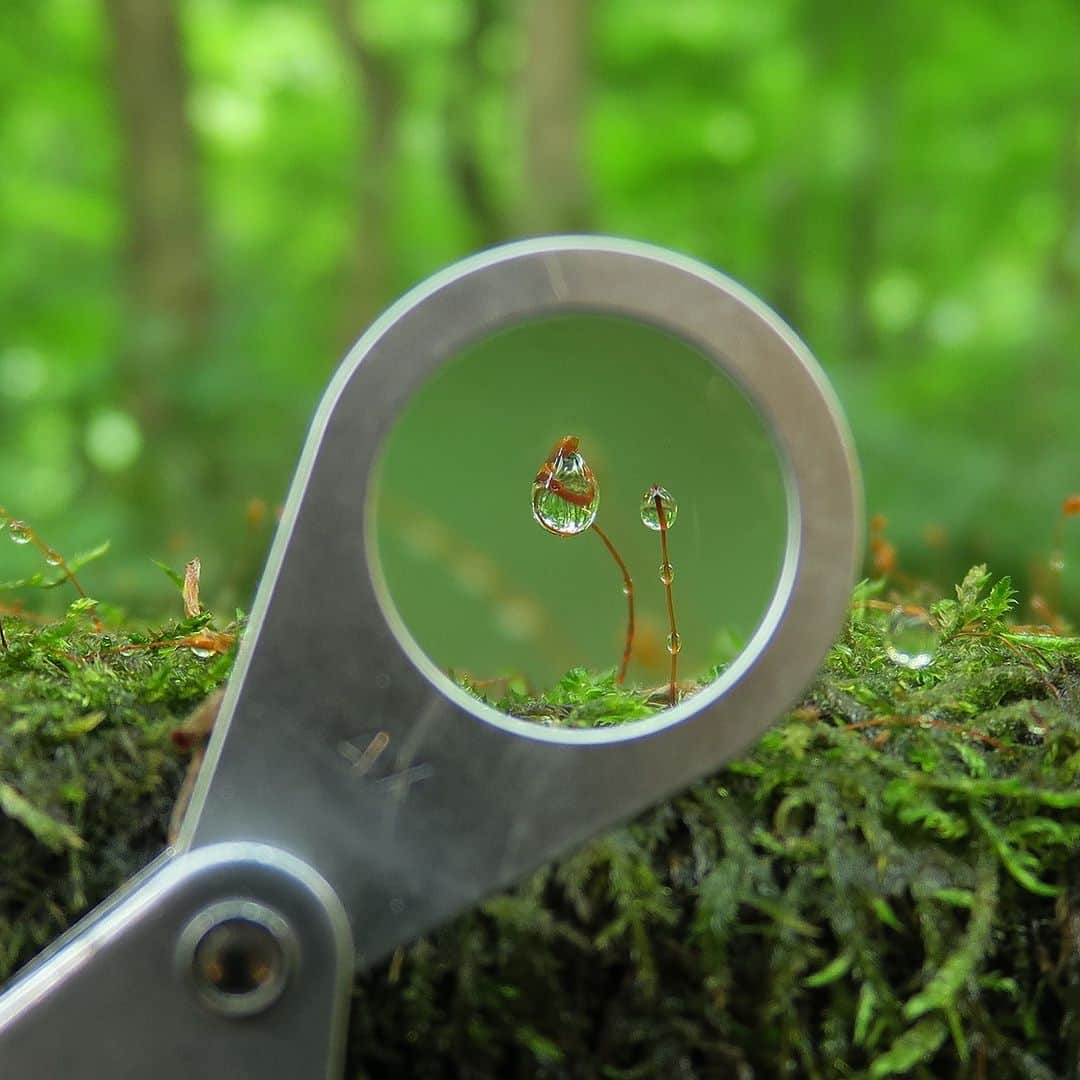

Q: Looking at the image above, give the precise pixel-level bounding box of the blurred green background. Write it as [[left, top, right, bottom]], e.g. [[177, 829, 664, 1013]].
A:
[[2, 0, 1078, 644]]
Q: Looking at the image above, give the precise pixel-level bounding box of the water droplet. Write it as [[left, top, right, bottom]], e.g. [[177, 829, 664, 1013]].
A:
[[44, 549, 63, 566], [622, 583, 631, 595], [666, 631, 682, 655], [531, 436, 598, 536], [659, 561, 675, 585], [1049, 550, 1066, 573], [884, 606, 939, 670], [190, 647, 214, 659], [7, 521, 31, 545], [640, 485, 678, 531]]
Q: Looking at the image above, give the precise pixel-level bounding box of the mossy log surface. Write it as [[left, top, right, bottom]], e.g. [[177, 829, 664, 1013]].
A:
[[1, 568, 1078, 1078]]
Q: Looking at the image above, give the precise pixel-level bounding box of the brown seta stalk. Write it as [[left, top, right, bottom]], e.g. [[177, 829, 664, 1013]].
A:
[[533, 436, 635, 683]]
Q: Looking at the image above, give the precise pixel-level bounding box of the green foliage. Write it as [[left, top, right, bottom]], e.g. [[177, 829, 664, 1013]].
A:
[[0, 605, 235, 976], [460, 666, 664, 727], [0, 541, 110, 592], [1, 566, 1078, 1077], [2, 0, 1080, 621], [355, 567, 1079, 1076]]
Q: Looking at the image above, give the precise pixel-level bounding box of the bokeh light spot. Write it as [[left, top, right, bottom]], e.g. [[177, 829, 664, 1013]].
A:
[[85, 410, 143, 473]]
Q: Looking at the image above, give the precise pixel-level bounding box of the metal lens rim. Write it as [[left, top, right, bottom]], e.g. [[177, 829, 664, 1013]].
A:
[[336, 237, 859, 747]]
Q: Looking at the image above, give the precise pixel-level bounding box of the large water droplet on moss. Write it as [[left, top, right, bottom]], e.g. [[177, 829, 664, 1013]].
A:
[[531, 436, 599, 536], [885, 606, 939, 670], [640, 485, 678, 531]]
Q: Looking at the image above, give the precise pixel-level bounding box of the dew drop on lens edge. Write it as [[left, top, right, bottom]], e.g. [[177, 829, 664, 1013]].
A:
[[531, 436, 599, 536], [884, 606, 939, 670], [640, 486, 677, 531]]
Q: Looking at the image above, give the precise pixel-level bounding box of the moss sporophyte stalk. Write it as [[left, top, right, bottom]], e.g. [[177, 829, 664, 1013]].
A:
[[640, 484, 681, 704], [529, 437, 689, 710], [531, 435, 635, 684]]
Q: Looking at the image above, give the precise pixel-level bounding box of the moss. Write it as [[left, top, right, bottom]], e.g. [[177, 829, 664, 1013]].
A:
[[0, 600, 235, 975], [1, 567, 1078, 1077]]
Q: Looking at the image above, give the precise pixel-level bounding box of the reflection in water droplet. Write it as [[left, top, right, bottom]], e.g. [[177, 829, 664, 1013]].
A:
[[885, 607, 939, 670], [659, 561, 675, 585], [640, 485, 678, 530], [531, 436, 599, 536], [190, 647, 215, 659], [666, 631, 681, 655], [7, 521, 31, 545], [44, 550, 63, 566]]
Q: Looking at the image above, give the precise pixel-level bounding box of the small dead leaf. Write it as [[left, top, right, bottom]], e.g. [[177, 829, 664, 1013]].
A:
[[182, 558, 201, 618]]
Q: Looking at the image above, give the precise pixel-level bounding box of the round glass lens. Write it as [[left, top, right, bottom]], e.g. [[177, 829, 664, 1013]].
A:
[[370, 313, 788, 725]]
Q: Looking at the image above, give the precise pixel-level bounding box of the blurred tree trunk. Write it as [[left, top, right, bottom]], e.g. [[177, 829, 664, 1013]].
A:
[[103, 0, 208, 425], [768, 175, 806, 331], [843, 3, 897, 364], [445, 0, 506, 247], [327, 0, 400, 342], [520, 0, 592, 234], [1046, 101, 1080, 307], [1026, 100, 1080, 424]]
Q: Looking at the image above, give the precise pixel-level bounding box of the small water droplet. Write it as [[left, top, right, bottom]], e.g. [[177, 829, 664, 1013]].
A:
[[7, 520, 31, 545], [666, 631, 682, 655], [190, 647, 214, 659], [44, 549, 63, 566], [640, 485, 678, 531], [884, 606, 939, 670], [622, 583, 631, 595], [659, 561, 675, 585], [1049, 550, 1066, 573], [531, 436, 599, 536]]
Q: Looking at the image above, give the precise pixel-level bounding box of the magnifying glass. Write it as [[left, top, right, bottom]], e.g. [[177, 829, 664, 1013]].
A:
[[367, 237, 860, 738], [178, 232, 861, 928], [180, 233, 862, 941], [0, 236, 862, 1078]]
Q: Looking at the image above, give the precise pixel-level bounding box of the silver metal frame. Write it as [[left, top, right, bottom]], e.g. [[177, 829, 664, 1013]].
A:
[[0, 237, 861, 1076], [0, 844, 353, 1077]]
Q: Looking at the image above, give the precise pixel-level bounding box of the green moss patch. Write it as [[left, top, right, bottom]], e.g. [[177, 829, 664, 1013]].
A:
[[1, 567, 1077, 1077]]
